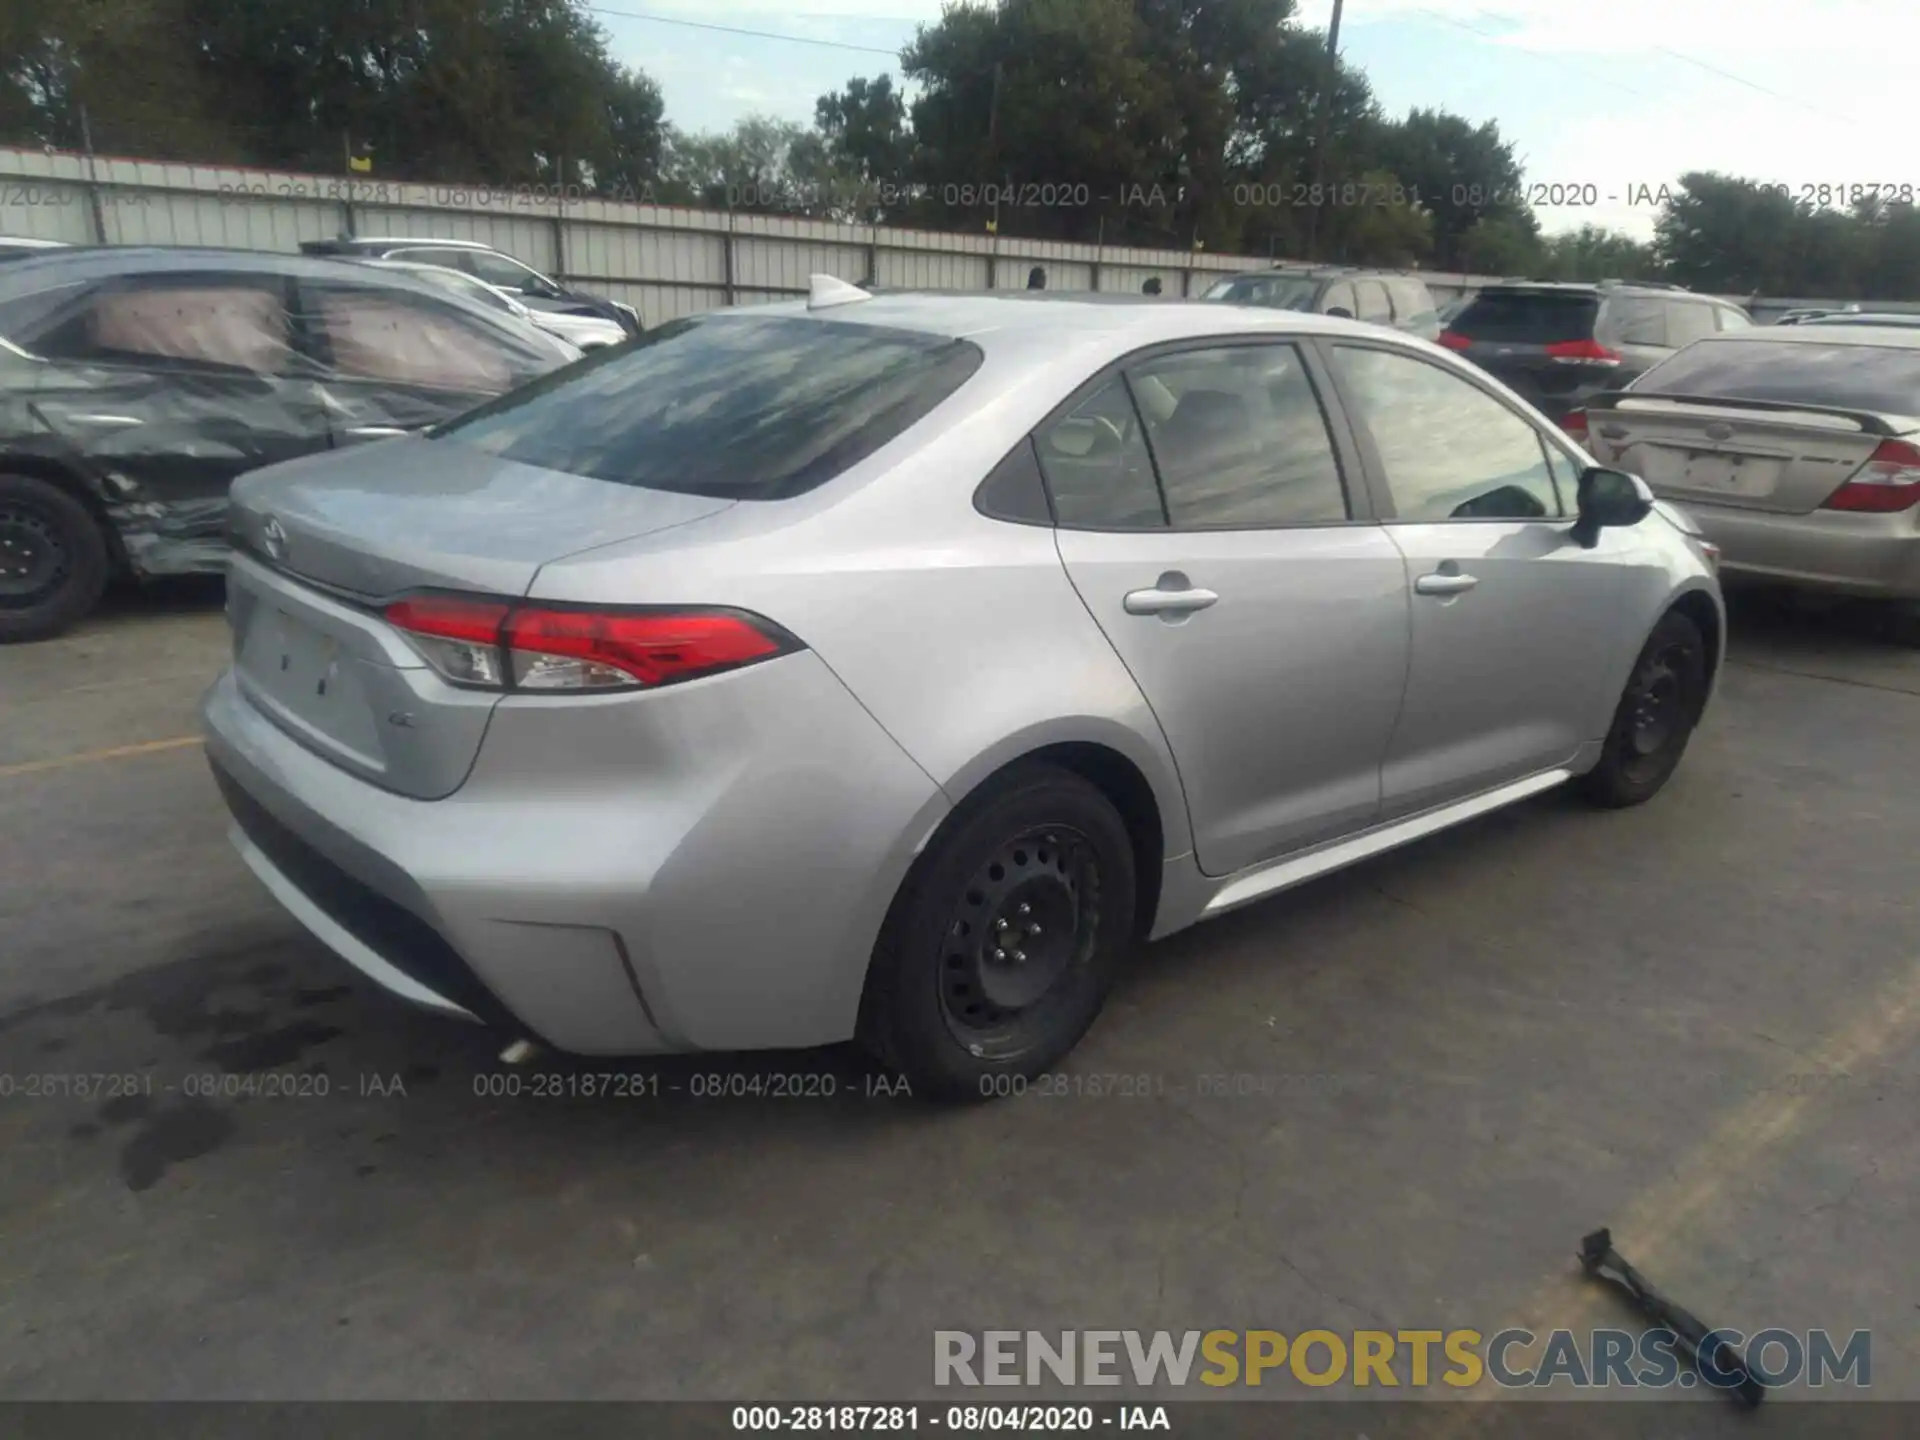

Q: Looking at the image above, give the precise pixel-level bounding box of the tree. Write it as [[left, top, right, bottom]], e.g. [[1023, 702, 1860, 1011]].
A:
[[1456, 212, 1540, 275], [815, 75, 912, 218], [0, 0, 668, 190], [1655, 172, 1799, 294], [1536, 224, 1661, 283], [1373, 109, 1528, 270]]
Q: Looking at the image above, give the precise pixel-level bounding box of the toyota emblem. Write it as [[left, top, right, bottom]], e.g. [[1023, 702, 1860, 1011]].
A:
[[261, 516, 288, 562]]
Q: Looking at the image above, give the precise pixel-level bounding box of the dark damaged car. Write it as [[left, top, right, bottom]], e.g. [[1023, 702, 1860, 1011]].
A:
[[0, 246, 574, 642]]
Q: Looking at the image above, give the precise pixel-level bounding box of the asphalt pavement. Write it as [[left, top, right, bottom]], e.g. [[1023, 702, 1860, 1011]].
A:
[[1, 579, 1915, 1411]]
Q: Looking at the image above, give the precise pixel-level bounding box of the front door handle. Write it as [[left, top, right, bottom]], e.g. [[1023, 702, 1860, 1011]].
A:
[[345, 425, 410, 439], [1123, 572, 1219, 617], [1414, 570, 1479, 596]]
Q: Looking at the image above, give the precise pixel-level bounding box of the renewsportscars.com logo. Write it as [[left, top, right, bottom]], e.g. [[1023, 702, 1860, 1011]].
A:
[[933, 1329, 1871, 1392]]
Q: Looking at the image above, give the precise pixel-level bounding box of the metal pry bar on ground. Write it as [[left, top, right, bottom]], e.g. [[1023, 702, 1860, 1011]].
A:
[[1578, 1228, 1767, 1407]]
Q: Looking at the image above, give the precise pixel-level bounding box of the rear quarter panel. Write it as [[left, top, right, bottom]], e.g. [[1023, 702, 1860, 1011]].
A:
[[525, 384, 1196, 866]]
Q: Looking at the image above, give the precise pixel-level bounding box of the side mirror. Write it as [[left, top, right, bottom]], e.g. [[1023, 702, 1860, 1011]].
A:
[[1326, 305, 1354, 319], [1570, 467, 1654, 549]]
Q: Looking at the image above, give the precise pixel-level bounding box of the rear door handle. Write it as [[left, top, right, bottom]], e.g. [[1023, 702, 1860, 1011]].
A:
[[1414, 571, 1479, 596], [1123, 574, 1219, 617]]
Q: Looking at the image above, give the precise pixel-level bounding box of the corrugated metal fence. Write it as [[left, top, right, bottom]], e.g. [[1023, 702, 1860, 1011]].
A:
[[0, 146, 1500, 326]]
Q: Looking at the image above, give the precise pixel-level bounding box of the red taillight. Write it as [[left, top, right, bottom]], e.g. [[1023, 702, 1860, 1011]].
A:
[[1560, 408, 1589, 443], [1822, 438, 1920, 513], [1437, 329, 1472, 351], [1544, 338, 1621, 364], [383, 596, 795, 692], [503, 607, 784, 690]]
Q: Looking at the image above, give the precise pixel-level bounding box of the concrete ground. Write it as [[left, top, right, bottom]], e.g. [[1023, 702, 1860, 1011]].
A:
[[1, 579, 1916, 1413]]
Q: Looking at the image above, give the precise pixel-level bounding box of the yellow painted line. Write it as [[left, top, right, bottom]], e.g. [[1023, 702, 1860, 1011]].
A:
[[0, 734, 204, 780], [1435, 953, 1920, 1429]]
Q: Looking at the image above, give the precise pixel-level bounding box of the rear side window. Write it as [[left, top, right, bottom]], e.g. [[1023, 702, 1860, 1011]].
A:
[[1451, 290, 1599, 343], [1354, 281, 1392, 325], [1387, 279, 1436, 327], [31, 275, 299, 374], [300, 284, 549, 392], [1605, 296, 1667, 347], [1665, 301, 1718, 347], [1320, 282, 1357, 316], [1631, 338, 1920, 414], [437, 314, 985, 500], [1129, 344, 1348, 527], [1034, 375, 1166, 529], [1715, 306, 1753, 331]]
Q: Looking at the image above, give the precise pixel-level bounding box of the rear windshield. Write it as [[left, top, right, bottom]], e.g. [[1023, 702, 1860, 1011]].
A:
[[1449, 290, 1599, 343], [1631, 338, 1920, 415], [434, 314, 984, 500]]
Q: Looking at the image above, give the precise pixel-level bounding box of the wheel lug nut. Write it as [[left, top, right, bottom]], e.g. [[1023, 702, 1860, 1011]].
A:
[[993, 948, 1007, 962], [1028, 923, 1042, 936], [1013, 950, 1027, 963]]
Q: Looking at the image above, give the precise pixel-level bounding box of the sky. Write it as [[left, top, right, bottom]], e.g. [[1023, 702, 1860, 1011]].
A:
[[592, 0, 1916, 244]]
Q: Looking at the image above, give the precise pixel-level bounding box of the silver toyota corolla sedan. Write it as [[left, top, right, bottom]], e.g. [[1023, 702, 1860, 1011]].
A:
[[203, 278, 1724, 1099]]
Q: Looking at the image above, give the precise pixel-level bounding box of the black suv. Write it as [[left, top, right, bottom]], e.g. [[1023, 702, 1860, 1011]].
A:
[[1201, 266, 1442, 341], [1440, 281, 1753, 425], [299, 236, 641, 336]]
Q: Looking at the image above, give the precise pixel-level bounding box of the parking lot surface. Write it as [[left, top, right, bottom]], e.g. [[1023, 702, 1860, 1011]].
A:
[[2, 581, 1916, 1408]]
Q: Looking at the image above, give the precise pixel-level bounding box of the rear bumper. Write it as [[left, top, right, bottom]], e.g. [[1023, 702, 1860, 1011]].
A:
[[201, 652, 948, 1056], [1677, 501, 1920, 599]]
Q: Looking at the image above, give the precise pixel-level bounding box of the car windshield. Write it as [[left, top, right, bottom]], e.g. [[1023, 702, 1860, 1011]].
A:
[[433, 314, 984, 500], [1631, 337, 1920, 414], [1449, 290, 1599, 342], [1203, 275, 1322, 309]]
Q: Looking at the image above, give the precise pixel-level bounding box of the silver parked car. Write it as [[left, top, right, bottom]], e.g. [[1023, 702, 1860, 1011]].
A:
[[203, 279, 1724, 1097], [1572, 325, 1920, 600]]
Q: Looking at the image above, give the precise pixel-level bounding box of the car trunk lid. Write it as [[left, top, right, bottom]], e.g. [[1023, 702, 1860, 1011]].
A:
[[229, 435, 733, 598], [1584, 394, 1905, 515], [225, 438, 733, 798]]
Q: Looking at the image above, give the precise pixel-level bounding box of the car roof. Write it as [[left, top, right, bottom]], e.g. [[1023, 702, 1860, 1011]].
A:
[[729, 291, 1427, 365], [1214, 266, 1427, 283], [317, 236, 498, 251]]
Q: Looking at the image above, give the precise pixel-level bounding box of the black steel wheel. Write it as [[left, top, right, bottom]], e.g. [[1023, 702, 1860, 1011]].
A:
[[1577, 609, 1708, 808], [861, 764, 1136, 1101], [0, 473, 110, 643]]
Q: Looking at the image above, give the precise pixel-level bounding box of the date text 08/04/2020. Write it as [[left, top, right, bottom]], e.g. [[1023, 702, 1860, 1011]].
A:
[[731, 1406, 1171, 1432]]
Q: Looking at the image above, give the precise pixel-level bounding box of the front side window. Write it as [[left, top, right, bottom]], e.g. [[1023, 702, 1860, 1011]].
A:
[[32, 275, 298, 374], [301, 284, 549, 391], [437, 314, 984, 500], [1332, 345, 1566, 521], [1127, 344, 1348, 527]]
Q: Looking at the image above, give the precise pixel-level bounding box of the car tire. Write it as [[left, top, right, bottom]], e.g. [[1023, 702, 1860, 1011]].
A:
[[1576, 609, 1708, 809], [0, 473, 110, 644], [859, 763, 1136, 1103]]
